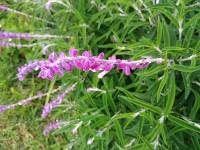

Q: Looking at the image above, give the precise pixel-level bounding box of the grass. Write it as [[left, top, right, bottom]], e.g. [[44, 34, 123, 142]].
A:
[[0, 0, 200, 149]]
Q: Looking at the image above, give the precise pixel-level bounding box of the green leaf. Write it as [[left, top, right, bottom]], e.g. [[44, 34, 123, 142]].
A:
[[163, 21, 171, 47], [156, 17, 163, 46], [164, 71, 176, 115], [191, 134, 200, 150], [119, 95, 162, 114], [136, 65, 165, 77], [189, 90, 200, 120], [162, 47, 187, 54], [114, 120, 125, 145], [147, 123, 162, 141], [157, 70, 169, 102], [183, 24, 196, 48], [181, 72, 191, 99], [173, 64, 200, 72], [152, 7, 178, 28], [111, 113, 137, 121], [168, 115, 200, 134]]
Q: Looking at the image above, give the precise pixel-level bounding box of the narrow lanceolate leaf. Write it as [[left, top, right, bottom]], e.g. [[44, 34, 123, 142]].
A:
[[147, 123, 162, 141], [189, 90, 200, 120], [184, 13, 200, 29], [152, 7, 179, 28], [191, 134, 200, 150], [119, 95, 162, 114], [183, 23, 196, 48], [114, 120, 125, 146], [156, 17, 163, 46], [111, 112, 139, 121], [136, 65, 165, 77], [157, 70, 169, 102], [181, 72, 191, 100], [173, 64, 200, 72], [168, 115, 200, 133], [163, 21, 170, 47], [164, 71, 176, 115]]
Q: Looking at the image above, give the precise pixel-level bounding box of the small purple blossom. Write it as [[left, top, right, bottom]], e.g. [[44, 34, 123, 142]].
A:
[[41, 83, 77, 118], [17, 49, 163, 81], [45, 0, 53, 10], [0, 5, 8, 11], [69, 48, 78, 57], [43, 120, 62, 136]]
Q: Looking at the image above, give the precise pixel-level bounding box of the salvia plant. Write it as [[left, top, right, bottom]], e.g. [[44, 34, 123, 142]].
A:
[[0, 0, 200, 150]]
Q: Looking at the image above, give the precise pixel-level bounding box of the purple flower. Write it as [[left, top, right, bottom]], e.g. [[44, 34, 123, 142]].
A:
[[41, 83, 77, 118], [17, 48, 163, 81], [97, 52, 104, 59], [69, 48, 78, 57], [82, 51, 92, 57], [0, 5, 8, 11], [45, 1, 53, 10], [0, 105, 9, 113], [17, 61, 39, 81], [43, 120, 61, 136], [38, 67, 54, 80]]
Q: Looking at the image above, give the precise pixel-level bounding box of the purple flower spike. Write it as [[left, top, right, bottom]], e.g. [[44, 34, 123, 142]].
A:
[[38, 68, 54, 80], [0, 104, 16, 113], [41, 83, 77, 118], [0, 85, 62, 114], [41, 93, 65, 118], [17, 61, 39, 81], [43, 120, 62, 136], [48, 52, 58, 62], [17, 48, 163, 81], [0, 31, 70, 40]]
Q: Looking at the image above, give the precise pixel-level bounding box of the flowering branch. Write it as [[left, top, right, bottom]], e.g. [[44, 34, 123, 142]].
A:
[[0, 41, 37, 48], [0, 31, 71, 40], [17, 48, 163, 81], [0, 85, 63, 113]]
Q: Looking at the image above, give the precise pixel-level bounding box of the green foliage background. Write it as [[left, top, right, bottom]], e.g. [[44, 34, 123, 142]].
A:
[[0, 0, 200, 149]]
